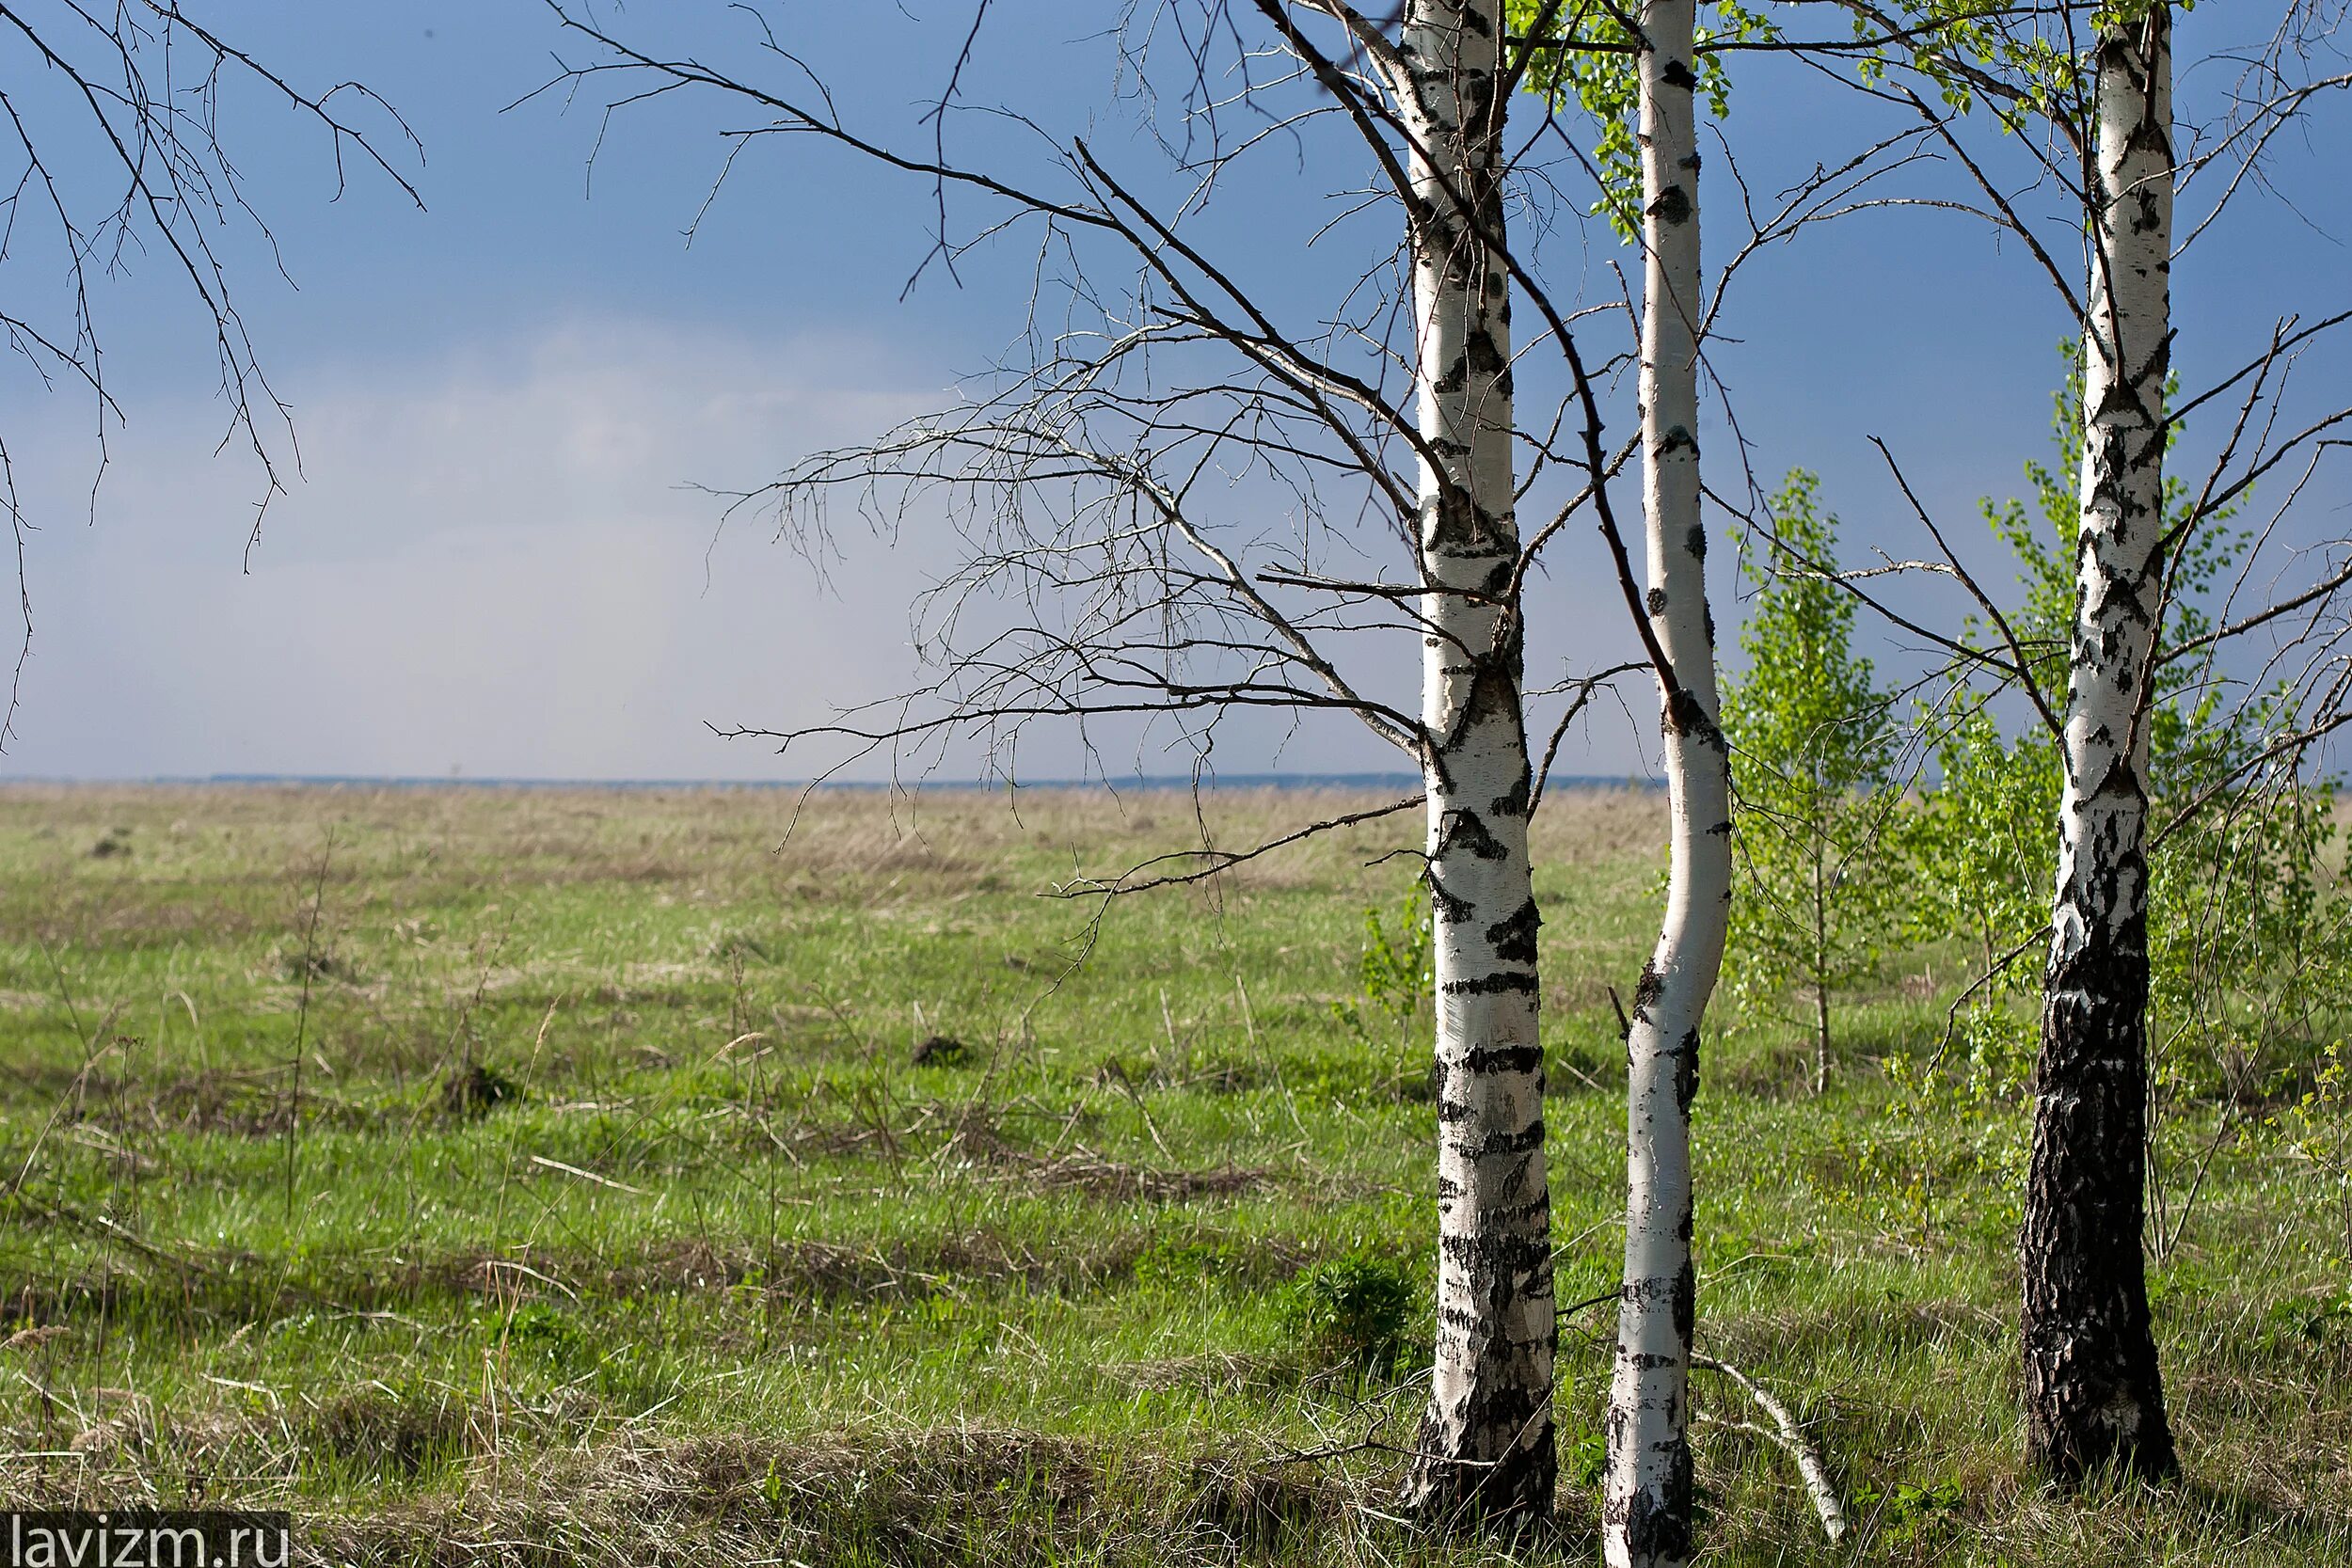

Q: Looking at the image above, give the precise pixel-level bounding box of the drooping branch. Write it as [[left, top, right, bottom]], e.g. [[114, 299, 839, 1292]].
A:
[[0, 1, 420, 744]]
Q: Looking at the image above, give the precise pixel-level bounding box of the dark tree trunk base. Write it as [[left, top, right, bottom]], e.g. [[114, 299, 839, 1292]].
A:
[[2021, 930, 2178, 1489], [1399, 1427, 1557, 1531]]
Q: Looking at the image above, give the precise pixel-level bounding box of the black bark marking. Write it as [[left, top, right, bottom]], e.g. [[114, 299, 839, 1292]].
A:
[[1423, 486, 1482, 548], [1645, 586, 1669, 616], [1436, 808, 1509, 862], [1486, 897, 1541, 964], [1661, 59, 1697, 91], [1424, 867, 1473, 925], [1462, 1041, 1544, 1074], [1617, 1454, 1693, 1564], [1442, 972, 1538, 996], [1661, 687, 1709, 739], [1685, 523, 1707, 561], [1489, 770, 1530, 820], [1469, 1124, 1545, 1157], [1439, 1231, 1551, 1271], [1672, 1028, 1700, 1113], [1631, 960, 1663, 1021], [1466, 326, 1508, 378]]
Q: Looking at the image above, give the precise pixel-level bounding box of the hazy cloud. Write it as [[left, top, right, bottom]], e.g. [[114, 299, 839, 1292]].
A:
[[10, 316, 1659, 783], [18, 319, 936, 778]]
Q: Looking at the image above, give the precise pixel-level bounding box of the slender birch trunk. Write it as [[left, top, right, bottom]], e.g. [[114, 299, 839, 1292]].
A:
[[1604, 2, 1730, 1563], [1391, 0, 1556, 1524], [2020, 3, 2178, 1485], [1811, 829, 1831, 1097]]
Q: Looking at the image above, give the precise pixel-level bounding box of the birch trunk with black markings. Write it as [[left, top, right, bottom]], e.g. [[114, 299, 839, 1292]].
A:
[[1604, 2, 1729, 1563], [2021, 2, 2179, 1487], [1392, 0, 1555, 1525]]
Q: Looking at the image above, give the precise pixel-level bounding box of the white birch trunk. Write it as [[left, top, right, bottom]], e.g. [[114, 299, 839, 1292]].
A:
[[2020, 3, 2178, 1484], [1390, 0, 1557, 1523], [1604, 2, 1729, 1562]]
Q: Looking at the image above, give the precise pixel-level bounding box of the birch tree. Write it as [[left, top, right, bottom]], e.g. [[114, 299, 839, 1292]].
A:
[[1603, 4, 1733, 1562], [2020, 0, 2352, 1482], [1388, 0, 1557, 1519], [1722, 472, 1898, 1097], [1737, 0, 2352, 1487], [2018, 0, 2179, 1481]]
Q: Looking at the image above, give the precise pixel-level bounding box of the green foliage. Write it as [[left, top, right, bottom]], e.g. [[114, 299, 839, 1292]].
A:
[[1277, 1248, 1418, 1372], [1501, 3, 2188, 241], [1907, 344, 2352, 1117], [1565, 1426, 1609, 1489], [2278, 1037, 2352, 1263], [1850, 1477, 1967, 1544], [1841, 2, 2201, 125], [496, 1300, 585, 1368], [1328, 887, 1432, 1053], [1505, 0, 1775, 239], [1720, 470, 1899, 1080]]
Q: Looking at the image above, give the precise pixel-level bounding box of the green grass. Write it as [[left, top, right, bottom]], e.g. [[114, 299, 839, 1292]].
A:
[[0, 784, 2346, 1566]]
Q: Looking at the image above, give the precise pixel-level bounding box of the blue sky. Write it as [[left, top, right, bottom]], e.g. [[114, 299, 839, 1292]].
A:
[[9, 2, 2347, 781]]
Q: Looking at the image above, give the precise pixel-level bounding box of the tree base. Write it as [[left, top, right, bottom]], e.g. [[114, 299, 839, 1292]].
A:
[[1398, 1423, 1556, 1534], [2022, 944, 2178, 1495], [2026, 1404, 2179, 1491]]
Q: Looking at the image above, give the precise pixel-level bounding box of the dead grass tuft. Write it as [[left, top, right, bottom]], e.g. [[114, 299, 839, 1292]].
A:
[[948, 1111, 1268, 1202], [303, 1386, 472, 1481], [296, 1425, 1383, 1568]]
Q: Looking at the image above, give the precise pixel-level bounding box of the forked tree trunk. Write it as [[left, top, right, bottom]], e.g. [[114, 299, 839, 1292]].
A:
[[2020, 4, 2179, 1487], [1604, 2, 1729, 1564], [1393, 0, 1556, 1525]]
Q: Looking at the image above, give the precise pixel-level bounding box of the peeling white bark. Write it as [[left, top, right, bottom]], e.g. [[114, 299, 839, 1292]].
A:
[[1604, 2, 1728, 1563], [2021, 4, 2178, 1484], [1389, 0, 1556, 1522]]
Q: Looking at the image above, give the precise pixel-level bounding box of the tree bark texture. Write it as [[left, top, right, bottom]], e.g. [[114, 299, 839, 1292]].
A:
[[2022, 4, 2179, 1487], [1392, 0, 1557, 1526], [1604, 3, 1728, 1564]]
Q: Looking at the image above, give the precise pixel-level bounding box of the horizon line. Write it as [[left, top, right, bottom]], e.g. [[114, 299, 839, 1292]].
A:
[[0, 769, 1664, 793]]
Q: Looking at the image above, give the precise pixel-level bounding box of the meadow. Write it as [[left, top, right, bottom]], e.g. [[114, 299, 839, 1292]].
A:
[[0, 784, 2344, 1566]]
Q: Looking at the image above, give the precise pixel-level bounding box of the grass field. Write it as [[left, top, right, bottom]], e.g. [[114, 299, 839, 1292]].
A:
[[0, 784, 2345, 1566]]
